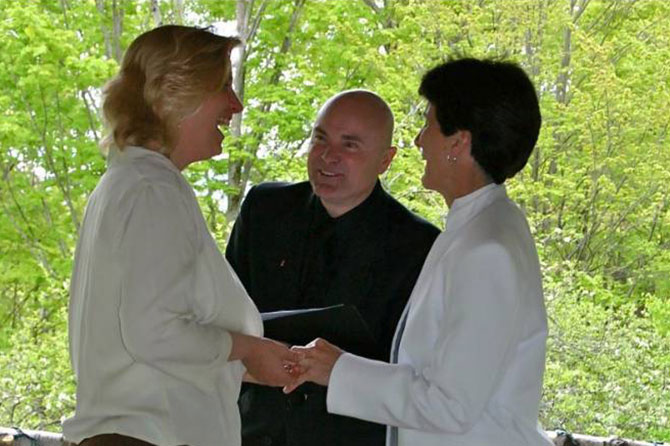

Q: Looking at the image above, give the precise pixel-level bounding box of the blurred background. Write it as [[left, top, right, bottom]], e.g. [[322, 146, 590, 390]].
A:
[[0, 0, 668, 441]]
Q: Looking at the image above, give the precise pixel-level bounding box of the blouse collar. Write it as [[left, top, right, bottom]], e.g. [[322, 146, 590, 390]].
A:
[[108, 145, 181, 174], [444, 183, 506, 233]]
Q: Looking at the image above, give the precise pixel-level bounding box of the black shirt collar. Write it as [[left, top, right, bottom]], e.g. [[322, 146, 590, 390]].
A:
[[312, 180, 384, 230]]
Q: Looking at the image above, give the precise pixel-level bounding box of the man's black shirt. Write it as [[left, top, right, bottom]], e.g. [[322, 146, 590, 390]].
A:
[[226, 181, 439, 446]]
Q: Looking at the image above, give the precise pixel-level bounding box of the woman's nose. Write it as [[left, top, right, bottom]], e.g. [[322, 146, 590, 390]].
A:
[[230, 90, 243, 114]]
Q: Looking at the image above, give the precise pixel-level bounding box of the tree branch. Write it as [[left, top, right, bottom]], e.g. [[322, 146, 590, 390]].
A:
[[151, 0, 162, 27], [246, 0, 269, 47], [362, 0, 381, 14]]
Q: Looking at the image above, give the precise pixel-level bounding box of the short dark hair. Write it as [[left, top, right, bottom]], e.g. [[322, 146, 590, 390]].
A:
[[418, 58, 541, 184]]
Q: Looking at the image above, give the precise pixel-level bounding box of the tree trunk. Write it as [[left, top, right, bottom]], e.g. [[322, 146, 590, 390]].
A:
[[95, 0, 112, 59], [112, 0, 124, 62], [173, 0, 184, 24], [224, 0, 304, 223], [96, 0, 124, 64], [151, 0, 162, 26]]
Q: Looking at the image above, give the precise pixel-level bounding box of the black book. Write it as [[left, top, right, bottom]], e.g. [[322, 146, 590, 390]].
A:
[[261, 304, 377, 357]]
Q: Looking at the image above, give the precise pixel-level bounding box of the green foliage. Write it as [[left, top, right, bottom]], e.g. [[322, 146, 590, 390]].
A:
[[0, 0, 668, 442], [0, 286, 74, 430], [541, 262, 670, 440]]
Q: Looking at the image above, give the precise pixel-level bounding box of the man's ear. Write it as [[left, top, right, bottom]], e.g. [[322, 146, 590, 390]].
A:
[[378, 146, 397, 174]]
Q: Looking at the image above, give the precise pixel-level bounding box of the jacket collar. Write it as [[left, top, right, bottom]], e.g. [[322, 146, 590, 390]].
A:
[[444, 183, 506, 233]]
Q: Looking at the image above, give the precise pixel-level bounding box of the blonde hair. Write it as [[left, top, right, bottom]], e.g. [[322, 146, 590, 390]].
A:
[[101, 25, 240, 154]]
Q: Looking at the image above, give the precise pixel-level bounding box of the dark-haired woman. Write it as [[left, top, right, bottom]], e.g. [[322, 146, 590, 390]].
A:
[[289, 58, 553, 446]]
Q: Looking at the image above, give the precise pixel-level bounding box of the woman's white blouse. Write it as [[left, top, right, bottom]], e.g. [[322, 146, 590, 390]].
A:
[[63, 146, 262, 446], [327, 184, 553, 446]]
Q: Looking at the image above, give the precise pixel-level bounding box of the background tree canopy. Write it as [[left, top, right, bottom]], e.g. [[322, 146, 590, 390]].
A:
[[0, 0, 668, 441]]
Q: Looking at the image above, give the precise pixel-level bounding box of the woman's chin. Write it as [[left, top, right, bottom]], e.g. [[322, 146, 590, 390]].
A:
[[420, 174, 431, 189]]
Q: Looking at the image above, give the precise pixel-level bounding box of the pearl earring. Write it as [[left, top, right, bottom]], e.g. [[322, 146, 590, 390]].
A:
[[446, 154, 457, 163]]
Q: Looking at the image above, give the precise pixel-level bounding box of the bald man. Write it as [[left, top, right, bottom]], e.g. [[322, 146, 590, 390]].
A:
[[226, 91, 439, 446]]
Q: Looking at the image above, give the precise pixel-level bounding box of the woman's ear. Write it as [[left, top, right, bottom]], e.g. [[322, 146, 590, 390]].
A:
[[444, 129, 471, 161], [453, 130, 472, 157]]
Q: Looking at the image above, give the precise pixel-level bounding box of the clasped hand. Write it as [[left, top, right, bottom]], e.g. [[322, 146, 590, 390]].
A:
[[241, 336, 342, 391], [283, 338, 343, 393]]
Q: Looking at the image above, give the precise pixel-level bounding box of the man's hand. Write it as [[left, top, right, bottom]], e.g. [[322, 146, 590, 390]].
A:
[[231, 333, 301, 387], [283, 338, 343, 393]]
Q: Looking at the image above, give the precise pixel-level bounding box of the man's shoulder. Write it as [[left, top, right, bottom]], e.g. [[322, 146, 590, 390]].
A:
[[380, 189, 440, 239], [243, 181, 313, 213]]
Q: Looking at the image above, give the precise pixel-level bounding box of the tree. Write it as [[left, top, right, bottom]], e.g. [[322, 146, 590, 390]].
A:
[[1, 0, 668, 440]]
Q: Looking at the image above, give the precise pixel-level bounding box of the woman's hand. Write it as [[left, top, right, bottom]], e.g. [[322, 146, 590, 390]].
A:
[[283, 338, 343, 393], [230, 333, 301, 387]]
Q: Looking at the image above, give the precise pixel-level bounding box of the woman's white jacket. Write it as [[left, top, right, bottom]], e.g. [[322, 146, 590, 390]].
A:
[[327, 184, 553, 446]]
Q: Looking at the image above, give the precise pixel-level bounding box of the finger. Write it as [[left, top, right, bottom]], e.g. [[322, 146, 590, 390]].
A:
[[283, 374, 309, 394], [283, 361, 306, 376], [290, 345, 314, 354], [315, 338, 339, 354], [300, 346, 329, 360], [300, 347, 333, 362], [286, 364, 303, 377], [296, 357, 321, 370], [284, 348, 303, 362], [291, 346, 322, 361]]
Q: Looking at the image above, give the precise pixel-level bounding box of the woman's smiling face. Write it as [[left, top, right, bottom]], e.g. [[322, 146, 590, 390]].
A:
[[171, 78, 243, 170]]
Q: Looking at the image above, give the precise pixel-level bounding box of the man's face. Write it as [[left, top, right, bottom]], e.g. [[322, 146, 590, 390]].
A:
[[307, 96, 395, 217]]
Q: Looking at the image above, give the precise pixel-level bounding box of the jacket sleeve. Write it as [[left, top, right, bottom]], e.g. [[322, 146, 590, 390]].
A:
[[327, 242, 521, 434], [117, 182, 233, 371]]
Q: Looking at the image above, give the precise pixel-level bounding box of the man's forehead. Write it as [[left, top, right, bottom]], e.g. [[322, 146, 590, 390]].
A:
[[314, 103, 381, 130], [313, 123, 367, 143], [312, 93, 393, 146]]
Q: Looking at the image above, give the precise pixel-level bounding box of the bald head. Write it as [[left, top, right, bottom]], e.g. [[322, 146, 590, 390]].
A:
[[307, 90, 397, 217], [316, 90, 395, 149]]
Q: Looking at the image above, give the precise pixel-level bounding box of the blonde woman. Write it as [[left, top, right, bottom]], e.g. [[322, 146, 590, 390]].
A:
[[63, 26, 297, 446]]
